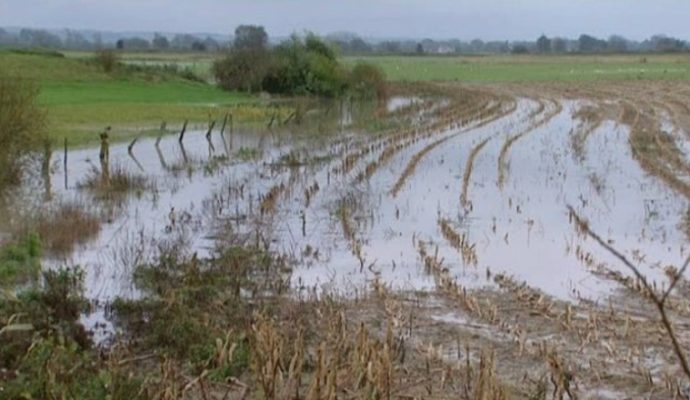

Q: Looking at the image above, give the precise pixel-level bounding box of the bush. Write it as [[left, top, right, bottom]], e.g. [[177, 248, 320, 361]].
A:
[[213, 49, 271, 92], [214, 33, 357, 98], [94, 49, 119, 73], [349, 62, 388, 100], [0, 77, 46, 190]]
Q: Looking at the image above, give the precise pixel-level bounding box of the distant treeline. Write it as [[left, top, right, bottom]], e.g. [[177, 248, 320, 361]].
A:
[[330, 33, 689, 55], [0, 26, 688, 55], [0, 28, 226, 52]]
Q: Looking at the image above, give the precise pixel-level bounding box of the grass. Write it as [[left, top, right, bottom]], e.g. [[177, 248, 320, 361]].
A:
[[34, 202, 101, 256], [78, 164, 150, 201], [0, 50, 261, 146], [345, 54, 690, 82]]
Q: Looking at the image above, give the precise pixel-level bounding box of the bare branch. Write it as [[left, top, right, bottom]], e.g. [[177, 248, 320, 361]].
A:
[[661, 255, 690, 305], [567, 205, 690, 383], [567, 206, 656, 299]]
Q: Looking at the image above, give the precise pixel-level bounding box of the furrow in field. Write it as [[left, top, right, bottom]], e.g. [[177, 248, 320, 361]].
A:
[[497, 99, 563, 189], [389, 134, 456, 197], [355, 96, 502, 184], [460, 137, 492, 208]]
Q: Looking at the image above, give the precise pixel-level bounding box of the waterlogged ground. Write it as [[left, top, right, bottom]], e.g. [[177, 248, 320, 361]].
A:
[[28, 83, 690, 398]]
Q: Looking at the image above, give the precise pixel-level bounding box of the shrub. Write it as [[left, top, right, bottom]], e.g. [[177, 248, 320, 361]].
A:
[[214, 33, 354, 98], [94, 49, 119, 73], [0, 77, 46, 190], [349, 62, 388, 100], [213, 49, 272, 92]]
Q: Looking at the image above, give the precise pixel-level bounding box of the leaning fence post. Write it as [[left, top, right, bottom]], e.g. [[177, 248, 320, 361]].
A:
[[63, 138, 68, 189], [178, 120, 188, 143], [156, 121, 166, 146], [205, 120, 216, 140], [219, 113, 228, 136], [128, 136, 139, 154]]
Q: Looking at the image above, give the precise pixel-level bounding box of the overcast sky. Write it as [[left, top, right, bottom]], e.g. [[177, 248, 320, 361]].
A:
[[1, 0, 689, 41]]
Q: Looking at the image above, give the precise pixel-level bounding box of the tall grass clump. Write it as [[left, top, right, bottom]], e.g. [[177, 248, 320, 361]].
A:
[[34, 202, 101, 256], [93, 49, 120, 73], [79, 164, 149, 199], [0, 77, 46, 191]]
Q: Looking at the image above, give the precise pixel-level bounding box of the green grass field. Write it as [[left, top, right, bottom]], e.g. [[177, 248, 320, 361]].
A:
[[84, 51, 690, 84], [346, 54, 690, 82], [6, 50, 690, 145], [0, 50, 260, 145]]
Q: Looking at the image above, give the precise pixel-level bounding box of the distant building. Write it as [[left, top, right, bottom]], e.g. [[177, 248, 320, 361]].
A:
[[436, 44, 455, 54]]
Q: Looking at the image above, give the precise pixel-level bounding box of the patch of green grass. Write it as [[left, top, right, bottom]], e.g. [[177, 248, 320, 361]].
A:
[[0, 234, 41, 287], [0, 50, 263, 146], [346, 54, 690, 82]]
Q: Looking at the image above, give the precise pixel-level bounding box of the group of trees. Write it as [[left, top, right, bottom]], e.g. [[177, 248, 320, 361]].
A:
[[213, 26, 386, 99], [0, 28, 222, 52], [532, 34, 687, 54], [0, 25, 687, 56], [115, 34, 221, 51], [328, 32, 688, 56]]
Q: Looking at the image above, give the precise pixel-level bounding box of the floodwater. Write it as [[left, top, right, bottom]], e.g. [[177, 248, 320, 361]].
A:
[[31, 95, 690, 333]]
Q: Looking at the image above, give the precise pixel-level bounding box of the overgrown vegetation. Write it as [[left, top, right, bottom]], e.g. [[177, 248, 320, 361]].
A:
[[94, 49, 119, 72], [0, 234, 41, 287], [213, 32, 387, 100], [0, 76, 46, 190]]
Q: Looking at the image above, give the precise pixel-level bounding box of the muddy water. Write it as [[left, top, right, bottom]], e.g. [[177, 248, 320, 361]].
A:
[[263, 98, 689, 300], [36, 96, 690, 327]]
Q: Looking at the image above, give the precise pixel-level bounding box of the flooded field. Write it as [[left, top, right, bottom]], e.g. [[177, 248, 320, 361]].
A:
[[11, 82, 690, 398]]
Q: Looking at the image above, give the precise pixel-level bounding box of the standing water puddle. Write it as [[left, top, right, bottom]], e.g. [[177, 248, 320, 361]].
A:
[[30, 97, 690, 335]]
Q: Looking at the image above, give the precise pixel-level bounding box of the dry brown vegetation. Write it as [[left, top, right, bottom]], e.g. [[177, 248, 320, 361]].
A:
[[7, 80, 690, 399], [6, 201, 102, 257]]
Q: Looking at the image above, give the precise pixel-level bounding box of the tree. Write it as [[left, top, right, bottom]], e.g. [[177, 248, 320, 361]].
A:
[[578, 34, 607, 53], [233, 25, 268, 51], [349, 63, 387, 101], [470, 39, 485, 53], [416, 43, 424, 54], [203, 36, 220, 52], [191, 41, 207, 51], [607, 35, 629, 53], [119, 37, 150, 50], [171, 34, 199, 50], [552, 37, 567, 53], [94, 50, 119, 73], [213, 49, 271, 92], [152, 34, 170, 50], [511, 44, 529, 54], [64, 30, 91, 50], [0, 28, 16, 47], [305, 32, 336, 61], [651, 35, 685, 53], [349, 38, 371, 53], [379, 41, 401, 54], [18, 29, 62, 49], [536, 35, 551, 54]]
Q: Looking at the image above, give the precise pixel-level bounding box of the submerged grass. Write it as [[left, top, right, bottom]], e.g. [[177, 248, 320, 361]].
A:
[[78, 164, 150, 200], [35, 202, 101, 256]]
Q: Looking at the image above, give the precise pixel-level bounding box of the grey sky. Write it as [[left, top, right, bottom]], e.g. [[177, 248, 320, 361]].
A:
[[1, 0, 689, 41]]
